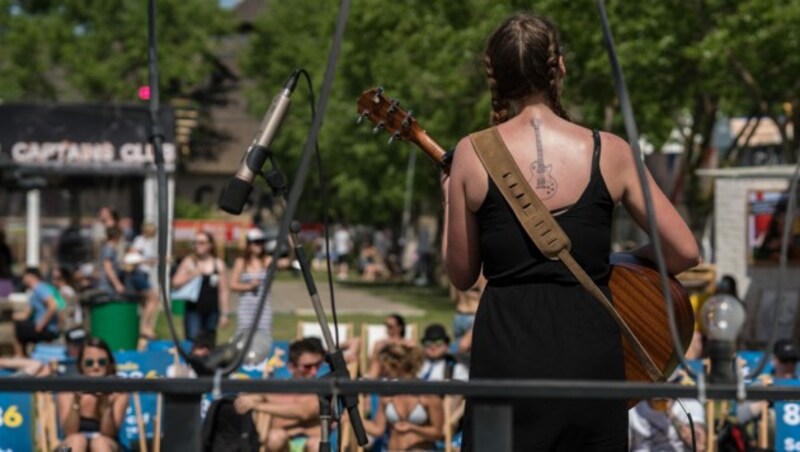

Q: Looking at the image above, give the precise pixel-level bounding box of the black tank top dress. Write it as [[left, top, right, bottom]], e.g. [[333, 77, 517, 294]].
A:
[[461, 130, 628, 451]]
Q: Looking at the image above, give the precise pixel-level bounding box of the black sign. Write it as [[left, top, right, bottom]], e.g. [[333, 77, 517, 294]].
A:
[[0, 103, 176, 173]]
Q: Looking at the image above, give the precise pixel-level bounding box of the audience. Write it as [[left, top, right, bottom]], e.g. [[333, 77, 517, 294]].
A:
[[450, 274, 485, 345], [128, 221, 159, 339], [418, 324, 468, 382], [737, 339, 800, 428], [56, 336, 129, 452], [13, 267, 59, 356], [363, 342, 444, 450], [171, 230, 230, 341], [55, 327, 88, 376], [358, 239, 388, 282], [230, 228, 273, 342], [167, 330, 218, 378], [52, 266, 81, 331], [629, 394, 706, 452], [367, 313, 415, 378], [98, 226, 126, 297], [234, 337, 325, 452]]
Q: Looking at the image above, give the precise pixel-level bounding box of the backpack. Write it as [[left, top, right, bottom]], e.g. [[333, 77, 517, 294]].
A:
[[201, 396, 261, 452]]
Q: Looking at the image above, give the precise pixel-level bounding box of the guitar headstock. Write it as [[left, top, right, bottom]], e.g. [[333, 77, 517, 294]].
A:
[[356, 87, 447, 166], [356, 88, 419, 144]]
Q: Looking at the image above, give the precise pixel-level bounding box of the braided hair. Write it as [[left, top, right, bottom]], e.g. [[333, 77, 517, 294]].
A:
[[483, 12, 570, 124]]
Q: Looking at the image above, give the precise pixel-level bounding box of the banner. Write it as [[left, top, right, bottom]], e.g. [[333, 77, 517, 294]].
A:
[[0, 103, 176, 173]]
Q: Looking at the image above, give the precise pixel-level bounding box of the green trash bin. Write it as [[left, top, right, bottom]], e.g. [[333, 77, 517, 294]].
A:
[[171, 299, 186, 316], [89, 299, 140, 351]]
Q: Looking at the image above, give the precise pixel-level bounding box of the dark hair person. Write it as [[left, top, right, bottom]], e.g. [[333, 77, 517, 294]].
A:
[[441, 12, 699, 450], [171, 230, 230, 341], [56, 337, 129, 451]]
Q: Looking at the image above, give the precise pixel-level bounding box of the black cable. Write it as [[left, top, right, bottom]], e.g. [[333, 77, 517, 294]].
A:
[[221, 0, 352, 375], [146, 0, 195, 366], [596, 0, 697, 380], [297, 68, 341, 350]]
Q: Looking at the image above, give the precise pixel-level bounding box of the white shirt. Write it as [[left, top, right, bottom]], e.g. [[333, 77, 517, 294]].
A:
[[417, 358, 469, 381], [334, 229, 352, 256], [131, 235, 157, 273], [629, 398, 705, 452]]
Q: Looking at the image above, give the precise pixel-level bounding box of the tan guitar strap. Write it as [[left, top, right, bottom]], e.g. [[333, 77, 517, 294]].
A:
[[469, 127, 665, 382]]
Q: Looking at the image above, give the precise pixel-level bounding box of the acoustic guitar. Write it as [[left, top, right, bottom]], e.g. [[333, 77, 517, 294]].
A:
[[356, 87, 696, 384]]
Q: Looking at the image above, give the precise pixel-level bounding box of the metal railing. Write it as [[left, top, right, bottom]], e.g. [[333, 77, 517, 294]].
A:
[[5, 376, 800, 451]]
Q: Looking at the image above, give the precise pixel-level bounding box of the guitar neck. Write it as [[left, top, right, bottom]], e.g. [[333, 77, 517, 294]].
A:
[[413, 132, 448, 165]]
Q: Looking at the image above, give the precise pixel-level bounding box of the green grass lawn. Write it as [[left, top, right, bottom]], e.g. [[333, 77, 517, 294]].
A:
[[155, 276, 455, 346]]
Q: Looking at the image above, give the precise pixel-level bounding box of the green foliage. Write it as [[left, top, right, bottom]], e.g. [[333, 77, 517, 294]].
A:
[[174, 196, 214, 219], [0, 0, 234, 102], [242, 0, 513, 224]]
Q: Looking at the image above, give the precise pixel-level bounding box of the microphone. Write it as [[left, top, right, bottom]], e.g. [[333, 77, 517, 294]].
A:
[[218, 70, 301, 214]]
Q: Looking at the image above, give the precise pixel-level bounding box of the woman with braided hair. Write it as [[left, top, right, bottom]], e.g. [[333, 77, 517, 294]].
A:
[[441, 12, 699, 450]]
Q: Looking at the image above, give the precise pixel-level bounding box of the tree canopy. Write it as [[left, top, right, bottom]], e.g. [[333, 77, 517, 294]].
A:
[[242, 0, 800, 227], [3, 0, 799, 230], [0, 0, 233, 102]]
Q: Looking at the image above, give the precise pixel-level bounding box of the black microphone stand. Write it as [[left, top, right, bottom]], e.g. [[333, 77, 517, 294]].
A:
[[262, 154, 368, 449]]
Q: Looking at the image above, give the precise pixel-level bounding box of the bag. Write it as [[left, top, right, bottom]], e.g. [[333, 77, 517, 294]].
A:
[[717, 419, 749, 452], [170, 276, 202, 303], [201, 397, 260, 452]]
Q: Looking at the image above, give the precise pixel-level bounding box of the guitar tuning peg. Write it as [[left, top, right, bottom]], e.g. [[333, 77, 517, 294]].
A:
[[388, 131, 401, 145], [372, 122, 385, 134], [401, 110, 414, 128], [356, 110, 369, 125], [372, 87, 384, 103], [387, 100, 400, 115]]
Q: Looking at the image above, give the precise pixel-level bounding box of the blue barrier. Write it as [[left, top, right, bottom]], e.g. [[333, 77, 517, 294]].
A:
[[0, 392, 34, 452]]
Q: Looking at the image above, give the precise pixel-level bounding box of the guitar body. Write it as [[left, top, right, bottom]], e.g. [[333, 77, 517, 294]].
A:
[[609, 254, 695, 385]]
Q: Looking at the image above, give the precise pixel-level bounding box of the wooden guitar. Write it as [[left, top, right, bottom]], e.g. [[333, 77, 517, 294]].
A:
[[356, 87, 696, 384]]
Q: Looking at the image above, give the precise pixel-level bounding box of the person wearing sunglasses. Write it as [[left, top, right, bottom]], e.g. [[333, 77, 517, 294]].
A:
[[229, 228, 273, 344], [234, 337, 325, 451], [366, 313, 416, 378], [56, 336, 129, 451], [172, 230, 230, 341], [418, 324, 468, 383]]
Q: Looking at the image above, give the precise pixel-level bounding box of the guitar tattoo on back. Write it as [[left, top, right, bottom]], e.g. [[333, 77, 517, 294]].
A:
[[530, 119, 557, 199]]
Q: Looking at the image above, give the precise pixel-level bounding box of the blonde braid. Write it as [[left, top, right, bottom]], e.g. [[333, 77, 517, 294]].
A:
[[483, 54, 510, 125]]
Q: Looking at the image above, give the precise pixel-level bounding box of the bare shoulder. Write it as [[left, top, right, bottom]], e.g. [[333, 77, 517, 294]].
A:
[[451, 136, 478, 171], [597, 131, 636, 199], [597, 131, 633, 160]]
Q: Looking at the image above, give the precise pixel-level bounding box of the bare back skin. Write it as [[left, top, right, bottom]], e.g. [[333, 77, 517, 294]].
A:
[[444, 99, 699, 290]]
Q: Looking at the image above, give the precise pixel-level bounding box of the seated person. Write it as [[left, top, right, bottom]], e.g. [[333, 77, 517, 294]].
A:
[[629, 374, 706, 452], [55, 327, 87, 376], [13, 267, 59, 356], [0, 356, 51, 376], [167, 330, 217, 378], [358, 240, 388, 282], [234, 337, 325, 452], [367, 313, 416, 378], [56, 336, 129, 452], [363, 343, 444, 451], [418, 324, 468, 382], [737, 339, 800, 428], [450, 274, 485, 345]]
